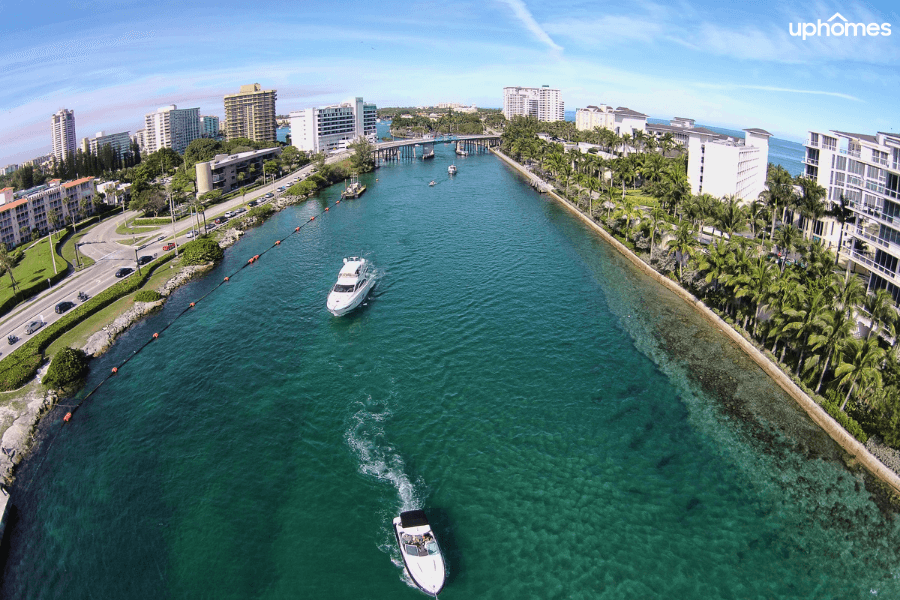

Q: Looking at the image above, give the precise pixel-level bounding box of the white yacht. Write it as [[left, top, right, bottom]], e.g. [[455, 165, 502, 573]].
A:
[[448, 164, 457, 175], [393, 510, 446, 597], [326, 257, 375, 316]]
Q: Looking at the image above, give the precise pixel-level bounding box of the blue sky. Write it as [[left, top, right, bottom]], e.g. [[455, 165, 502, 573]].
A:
[[1, 0, 898, 165]]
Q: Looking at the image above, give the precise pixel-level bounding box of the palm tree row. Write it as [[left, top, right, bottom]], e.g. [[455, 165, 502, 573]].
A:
[[499, 116, 900, 448]]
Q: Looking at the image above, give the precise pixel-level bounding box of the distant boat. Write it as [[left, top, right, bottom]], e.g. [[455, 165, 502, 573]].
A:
[[455, 142, 468, 156], [429, 180, 436, 187], [393, 510, 446, 597], [448, 164, 457, 175], [341, 173, 366, 199]]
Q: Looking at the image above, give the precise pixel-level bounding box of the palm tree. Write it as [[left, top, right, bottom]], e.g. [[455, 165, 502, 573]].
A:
[[670, 222, 696, 283], [774, 225, 800, 272], [645, 206, 668, 258], [795, 176, 827, 240], [808, 309, 854, 393], [0, 245, 20, 301], [715, 195, 747, 236], [782, 288, 829, 375], [864, 288, 897, 341], [765, 165, 795, 241], [734, 256, 775, 335], [831, 274, 865, 317], [828, 193, 853, 265], [835, 337, 885, 411]]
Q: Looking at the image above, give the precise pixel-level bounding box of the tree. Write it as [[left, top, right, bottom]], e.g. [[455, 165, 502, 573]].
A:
[[669, 222, 697, 283], [835, 338, 885, 411], [43, 347, 88, 389], [0, 245, 20, 300], [774, 225, 800, 272], [828, 193, 854, 265], [782, 288, 828, 375], [764, 165, 795, 241], [808, 309, 854, 393], [795, 176, 827, 240], [645, 206, 667, 257], [348, 138, 375, 173], [864, 288, 897, 341]]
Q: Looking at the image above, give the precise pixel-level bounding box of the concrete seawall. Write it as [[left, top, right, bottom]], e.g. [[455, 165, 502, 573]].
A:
[[492, 148, 900, 497]]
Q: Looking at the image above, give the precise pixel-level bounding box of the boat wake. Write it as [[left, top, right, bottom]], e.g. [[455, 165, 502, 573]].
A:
[[346, 400, 426, 590], [345, 401, 422, 511]]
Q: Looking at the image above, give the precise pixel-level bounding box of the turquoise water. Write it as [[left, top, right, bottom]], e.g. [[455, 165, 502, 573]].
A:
[[2, 145, 900, 599]]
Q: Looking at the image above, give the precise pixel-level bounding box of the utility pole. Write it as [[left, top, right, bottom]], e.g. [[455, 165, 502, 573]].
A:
[[168, 187, 179, 257], [134, 248, 142, 276], [47, 229, 57, 275]]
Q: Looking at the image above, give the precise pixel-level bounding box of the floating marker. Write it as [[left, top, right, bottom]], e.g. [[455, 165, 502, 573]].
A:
[[64, 412, 71, 422], [275, 240, 281, 245], [111, 367, 118, 374], [152, 333, 159, 339], [325, 207, 329, 211], [190, 302, 195, 308], [295, 227, 300, 232]]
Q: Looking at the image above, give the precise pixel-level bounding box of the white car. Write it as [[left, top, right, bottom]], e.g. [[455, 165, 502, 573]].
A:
[[186, 230, 198, 238]]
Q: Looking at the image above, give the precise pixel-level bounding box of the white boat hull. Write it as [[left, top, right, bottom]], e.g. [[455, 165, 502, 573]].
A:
[[327, 278, 374, 316], [393, 517, 446, 596]]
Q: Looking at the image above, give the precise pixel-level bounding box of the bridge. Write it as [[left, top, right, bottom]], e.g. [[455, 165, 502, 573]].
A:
[[374, 134, 500, 163]]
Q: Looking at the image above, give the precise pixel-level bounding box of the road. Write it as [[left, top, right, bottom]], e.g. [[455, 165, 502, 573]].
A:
[[0, 155, 347, 357]]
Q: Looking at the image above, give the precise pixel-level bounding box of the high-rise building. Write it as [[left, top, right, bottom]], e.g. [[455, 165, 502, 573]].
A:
[[804, 129, 900, 303], [144, 105, 201, 154], [223, 84, 277, 143], [290, 97, 377, 153], [51, 109, 77, 162], [502, 86, 564, 122], [81, 131, 132, 157], [131, 130, 147, 153], [199, 116, 220, 138]]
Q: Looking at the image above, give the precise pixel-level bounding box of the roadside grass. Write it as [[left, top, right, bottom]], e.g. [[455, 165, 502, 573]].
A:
[[45, 257, 181, 357], [0, 237, 69, 309], [59, 229, 96, 269], [115, 222, 159, 236]]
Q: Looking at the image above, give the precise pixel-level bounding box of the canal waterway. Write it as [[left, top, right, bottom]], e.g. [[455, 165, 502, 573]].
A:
[[2, 143, 899, 599]]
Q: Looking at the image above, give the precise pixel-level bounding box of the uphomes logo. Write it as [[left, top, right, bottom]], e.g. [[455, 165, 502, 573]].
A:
[[789, 13, 891, 40]]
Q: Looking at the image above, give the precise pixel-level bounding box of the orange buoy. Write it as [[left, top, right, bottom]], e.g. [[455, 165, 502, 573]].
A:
[[275, 240, 281, 245], [295, 227, 300, 232], [310, 216, 315, 221], [190, 302, 195, 308], [64, 412, 72, 422], [254, 255, 259, 260], [336, 200, 341, 204], [152, 333, 159, 339], [112, 367, 118, 373], [325, 207, 329, 212], [224, 276, 230, 281], [248, 258, 254, 264]]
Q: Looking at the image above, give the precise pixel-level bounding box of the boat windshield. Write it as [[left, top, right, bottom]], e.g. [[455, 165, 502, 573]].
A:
[[426, 542, 439, 555], [333, 283, 355, 293], [356, 280, 367, 291]]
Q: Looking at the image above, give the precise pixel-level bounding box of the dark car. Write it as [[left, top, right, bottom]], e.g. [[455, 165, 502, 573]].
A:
[[137, 255, 153, 266], [24, 320, 44, 335], [115, 268, 134, 278], [55, 301, 76, 314], [213, 217, 228, 225]]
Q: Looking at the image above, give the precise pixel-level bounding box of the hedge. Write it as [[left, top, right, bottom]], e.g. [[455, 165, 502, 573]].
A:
[[0, 252, 176, 391], [134, 290, 162, 303], [133, 217, 173, 226]]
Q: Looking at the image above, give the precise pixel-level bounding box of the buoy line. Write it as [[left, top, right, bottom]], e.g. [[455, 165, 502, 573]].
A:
[[22, 197, 347, 491]]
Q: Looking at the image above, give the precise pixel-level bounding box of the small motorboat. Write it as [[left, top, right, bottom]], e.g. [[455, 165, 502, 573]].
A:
[[326, 257, 375, 316], [393, 510, 445, 597], [448, 164, 457, 175], [429, 180, 436, 187], [341, 173, 366, 199]]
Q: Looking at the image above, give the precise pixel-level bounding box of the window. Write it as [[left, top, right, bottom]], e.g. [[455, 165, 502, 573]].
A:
[[879, 224, 900, 246], [835, 155, 847, 171], [823, 136, 837, 151], [874, 249, 899, 274], [810, 132, 819, 146]]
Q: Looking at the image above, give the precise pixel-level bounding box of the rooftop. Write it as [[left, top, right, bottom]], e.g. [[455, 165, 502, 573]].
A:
[[615, 107, 648, 118], [833, 130, 879, 144], [743, 128, 773, 137]]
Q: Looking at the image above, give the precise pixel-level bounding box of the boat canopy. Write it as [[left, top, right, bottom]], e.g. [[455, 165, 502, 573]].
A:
[[400, 510, 429, 528]]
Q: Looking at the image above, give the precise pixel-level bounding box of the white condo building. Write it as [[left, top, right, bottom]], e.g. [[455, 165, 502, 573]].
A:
[[646, 118, 771, 201], [81, 131, 131, 157], [144, 105, 201, 154], [503, 86, 564, 122], [0, 177, 95, 248], [51, 109, 77, 162], [805, 129, 900, 302], [575, 105, 647, 137], [289, 97, 377, 154]]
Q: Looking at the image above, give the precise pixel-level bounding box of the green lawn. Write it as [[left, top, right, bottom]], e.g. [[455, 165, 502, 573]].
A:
[[45, 258, 181, 356], [59, 229, 96, 269], [0, 236, 69, 307], [624, 189, 660, 207], [115, 222, 161, 236]]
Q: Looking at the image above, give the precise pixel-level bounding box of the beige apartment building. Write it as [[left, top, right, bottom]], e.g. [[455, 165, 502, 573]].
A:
[[224, 84, 277, 143]]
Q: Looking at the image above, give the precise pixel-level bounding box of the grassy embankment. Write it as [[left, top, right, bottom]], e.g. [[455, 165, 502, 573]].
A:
[[0, 236, 70, 312]]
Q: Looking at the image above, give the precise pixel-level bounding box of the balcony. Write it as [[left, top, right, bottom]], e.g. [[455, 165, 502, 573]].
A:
[[851, 226, 896, 253], [804, 157, 819, 166], [849, 250, 900, 286], [840, 149, 861, 158], [806, 138, 818, 148]]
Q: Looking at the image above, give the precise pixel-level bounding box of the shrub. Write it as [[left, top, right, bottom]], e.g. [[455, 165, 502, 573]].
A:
[[43, 347, 88, 388], [820, 398, 868, 444], [134, 290, 162, 303], [179, 238, 224, 265], [248, 205, 274, 220]]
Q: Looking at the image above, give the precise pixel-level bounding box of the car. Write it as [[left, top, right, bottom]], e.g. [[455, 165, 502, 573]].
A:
[[157, 235, 165, 241], [115, 268, 134, 278], [247, 200, 259, 207], [24, 320, 44, 335], [277, 186, 285, 192], [224, 211, 236, 218], [213, 217, 228, 225], [234, 207, 246, 215], [163, 243, 176, 251], [54, 301, 75, 314], [137, 255, 153, 265], [186, 230, 198, 238], [264, 192, 274, 198]]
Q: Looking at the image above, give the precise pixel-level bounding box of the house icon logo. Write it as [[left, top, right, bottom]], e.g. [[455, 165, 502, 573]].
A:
[[789, 12, 891, 40]]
